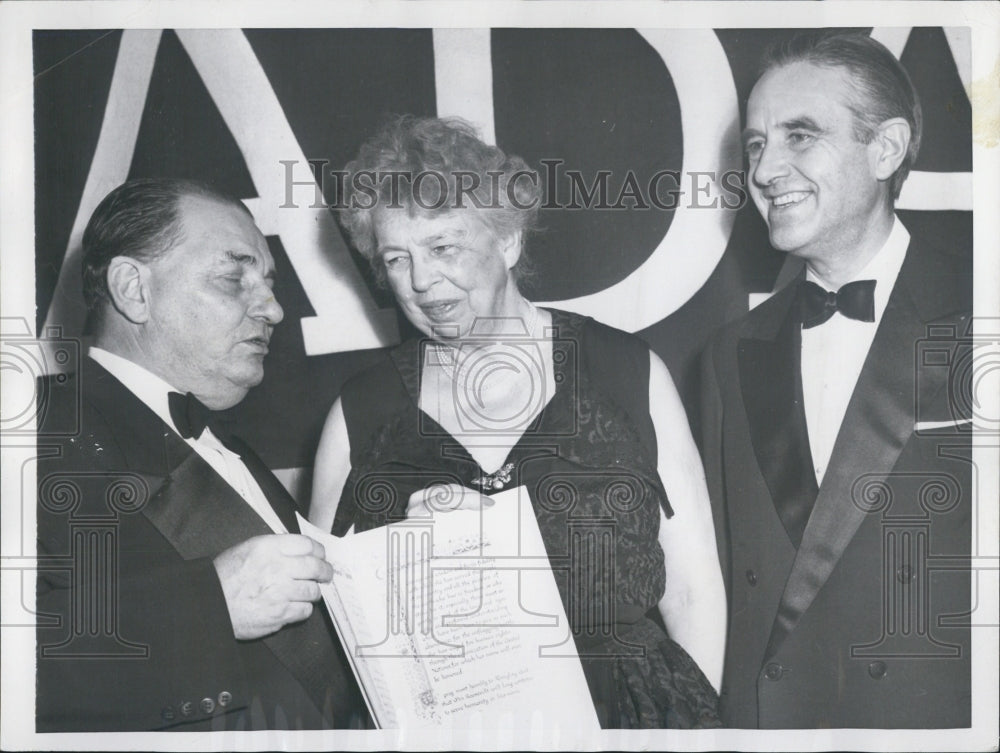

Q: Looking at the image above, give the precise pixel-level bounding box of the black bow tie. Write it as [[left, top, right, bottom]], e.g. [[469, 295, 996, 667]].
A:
[[167, 390, 302, 533], [168, 391, 224, 441], [797, 279, 877, 329]]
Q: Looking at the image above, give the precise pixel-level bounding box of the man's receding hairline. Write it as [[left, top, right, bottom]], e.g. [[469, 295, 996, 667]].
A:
[[175, 190, 251, 218], [753, 59, 874, 142], [166, 191, 258, 253]]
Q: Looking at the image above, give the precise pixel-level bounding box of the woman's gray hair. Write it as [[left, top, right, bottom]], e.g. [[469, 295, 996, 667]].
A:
[[338, 115, 540, 286]]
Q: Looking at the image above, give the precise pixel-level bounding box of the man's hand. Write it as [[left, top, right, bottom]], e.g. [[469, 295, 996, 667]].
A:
[[213, 534, 332, 640], [406, 483, 494, 518]]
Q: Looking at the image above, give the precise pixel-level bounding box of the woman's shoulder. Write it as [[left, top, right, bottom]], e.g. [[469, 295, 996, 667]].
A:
[[341, 352, 392, 400], [546, 307, 651, 362], [338, 342, 417, 432]]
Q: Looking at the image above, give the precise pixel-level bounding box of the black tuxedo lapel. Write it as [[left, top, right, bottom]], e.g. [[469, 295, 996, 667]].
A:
[[738, 279, 819, 548], [80, 359, 192, 477], [84, 359, 303, 532], [81, 357, 345, 715], [140, 453, 340, 714], [217, 433, 301, 533], [764, 238, 971, 659]]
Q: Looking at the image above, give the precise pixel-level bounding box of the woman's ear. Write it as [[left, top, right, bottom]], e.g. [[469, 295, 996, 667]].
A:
[[871, 117, 911, 183], [499, 230, 523, 271], [106, 256, 151, 324]]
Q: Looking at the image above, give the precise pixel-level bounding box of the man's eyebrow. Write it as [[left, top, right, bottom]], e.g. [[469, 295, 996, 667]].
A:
[[225, 251, 258, 266], [224, 251, 274, 280], [780, 117, 825, 133], [741, 117, 826, 145]]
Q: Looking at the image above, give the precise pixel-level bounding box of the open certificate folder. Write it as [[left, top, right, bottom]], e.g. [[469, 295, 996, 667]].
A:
[[297, 486, 600, 730]]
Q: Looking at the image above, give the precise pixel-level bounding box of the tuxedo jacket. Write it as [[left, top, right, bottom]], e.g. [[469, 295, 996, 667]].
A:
[[35, 360, 367, 731], [701, 233, 972, 728]]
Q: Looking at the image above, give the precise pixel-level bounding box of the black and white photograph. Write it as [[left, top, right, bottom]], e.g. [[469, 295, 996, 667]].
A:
[[1, 1, 997, 750]]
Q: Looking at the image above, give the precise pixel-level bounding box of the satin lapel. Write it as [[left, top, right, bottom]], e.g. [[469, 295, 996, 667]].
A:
[[764, 264, 949, 659], [141, 451, 339, 713], [141, 451, 271, 555], [737, 283, 818, 547], [219, 433, 302, 533], [88, 357, 343, 715], [80, 359, 192, 476]]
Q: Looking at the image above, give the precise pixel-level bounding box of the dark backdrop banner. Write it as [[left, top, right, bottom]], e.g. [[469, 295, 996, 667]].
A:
[[33, 27, 972, 486]]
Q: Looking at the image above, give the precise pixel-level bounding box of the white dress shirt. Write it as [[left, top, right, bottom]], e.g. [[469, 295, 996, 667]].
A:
[[88, 347, 288, 533], [801, 217, 910, 486]]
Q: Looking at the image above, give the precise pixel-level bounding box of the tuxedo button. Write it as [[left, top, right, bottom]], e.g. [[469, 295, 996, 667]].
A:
[[764, 662, 784, 681], [179, 700, 194, 717], [868, 661, 888, 680], [745, 569, 758, 586], [161, 705, 176, 722], [218, 691, 232, 707], [200, 697, 215, 714]]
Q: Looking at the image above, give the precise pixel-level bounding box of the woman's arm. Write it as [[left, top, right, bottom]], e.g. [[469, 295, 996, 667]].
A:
[[648, 350, 726, 692], [310, 397, 352, 533]]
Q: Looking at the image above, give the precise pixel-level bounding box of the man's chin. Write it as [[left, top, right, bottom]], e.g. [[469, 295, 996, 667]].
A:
[[211, 369, 264, 409], [768, 226, 813, 257], [239, 369, 265, 390]]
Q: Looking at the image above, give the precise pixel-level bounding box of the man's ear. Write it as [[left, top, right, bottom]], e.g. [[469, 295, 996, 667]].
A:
[[871, 118, 911, 182], [106, 256, 151, 324], [499, 230, 523, 271]]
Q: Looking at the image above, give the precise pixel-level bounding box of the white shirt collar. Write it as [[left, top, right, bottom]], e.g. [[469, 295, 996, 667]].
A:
[[805, 215, 910, 324], [88, 348, 287, 533], [87, 347, 184, 436]]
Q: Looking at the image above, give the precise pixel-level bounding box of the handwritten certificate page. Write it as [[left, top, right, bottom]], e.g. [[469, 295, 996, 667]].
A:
[[299, 486, 600, 730]]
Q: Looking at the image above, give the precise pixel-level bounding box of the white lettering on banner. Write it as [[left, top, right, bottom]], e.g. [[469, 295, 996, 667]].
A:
[[174, 30, 399, 355], [537, 29, 741, 332], [869, 27, 973, 213], [433, 29, 496, 146], [44, 28, 974, 360], [42, 30, 163, 360]]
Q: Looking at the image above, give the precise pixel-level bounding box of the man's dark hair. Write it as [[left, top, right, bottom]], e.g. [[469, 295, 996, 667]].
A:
[[759, 31, 922, 200], [81, 178, 252, 310]]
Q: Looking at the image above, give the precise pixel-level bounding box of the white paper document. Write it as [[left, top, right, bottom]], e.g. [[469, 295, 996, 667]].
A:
[[298, 486, 601, 730]]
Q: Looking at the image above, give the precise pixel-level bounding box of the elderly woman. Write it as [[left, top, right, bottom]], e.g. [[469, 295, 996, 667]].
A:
[[311, 116, 725, 728]]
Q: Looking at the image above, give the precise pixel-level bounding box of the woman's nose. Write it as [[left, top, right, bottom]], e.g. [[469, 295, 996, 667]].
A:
[[409, 255, 440, 292]]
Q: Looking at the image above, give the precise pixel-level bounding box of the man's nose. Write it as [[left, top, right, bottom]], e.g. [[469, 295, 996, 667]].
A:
[[751, 141, 789, 188], [250, 286, 284, 325]]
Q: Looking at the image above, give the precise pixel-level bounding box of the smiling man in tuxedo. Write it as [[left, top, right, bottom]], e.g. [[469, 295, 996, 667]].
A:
[[701, 33, 972, 727], [36, 179, 366, 731]]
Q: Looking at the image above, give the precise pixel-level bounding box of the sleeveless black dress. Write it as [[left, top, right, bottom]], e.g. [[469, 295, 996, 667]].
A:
[[333, 309, 720, 728]]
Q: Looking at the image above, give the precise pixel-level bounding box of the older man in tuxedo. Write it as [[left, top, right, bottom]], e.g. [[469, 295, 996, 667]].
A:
[[36, 179, 366, 731], [701, 33, 972, 728]]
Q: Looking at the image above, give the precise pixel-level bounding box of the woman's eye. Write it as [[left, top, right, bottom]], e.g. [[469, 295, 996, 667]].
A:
[[383, 255, 407, 269], [744, 140, 763, 159], [432, 245, 454, 255], [788, 132, 814, 147]]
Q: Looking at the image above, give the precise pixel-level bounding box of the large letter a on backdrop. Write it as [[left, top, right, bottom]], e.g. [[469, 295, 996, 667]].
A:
[[42, 29, 399, 362]]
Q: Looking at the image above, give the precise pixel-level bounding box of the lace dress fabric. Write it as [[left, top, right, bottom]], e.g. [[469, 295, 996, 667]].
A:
[[334, 309, 720, 728]]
